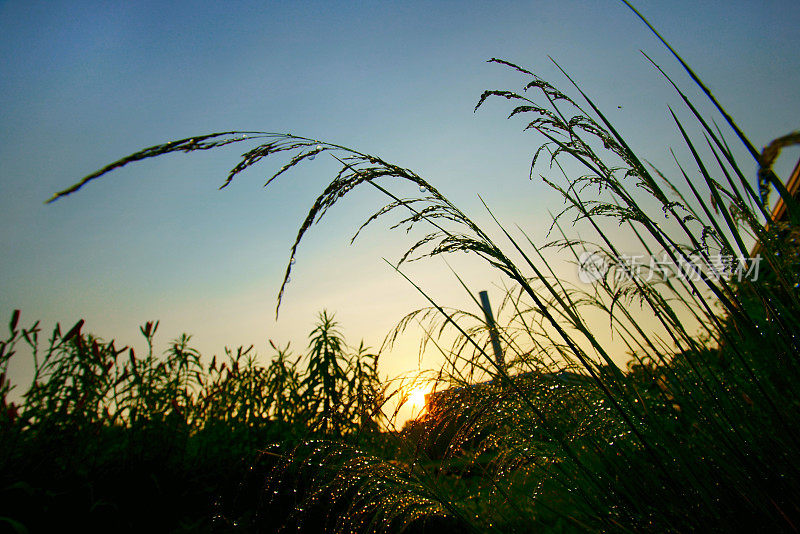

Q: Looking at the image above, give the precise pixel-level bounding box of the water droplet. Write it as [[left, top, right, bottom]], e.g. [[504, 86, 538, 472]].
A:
[[286, 276, 291, 283], [419, 185, 426, 193], [316, 144, 323, 151], [290, 257, 296, 265], [308, 153, 315, 160]]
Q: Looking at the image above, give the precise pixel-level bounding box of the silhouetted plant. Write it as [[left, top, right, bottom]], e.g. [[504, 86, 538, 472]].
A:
[[37, 2, 800, 532], [0, 308, 386, 531]]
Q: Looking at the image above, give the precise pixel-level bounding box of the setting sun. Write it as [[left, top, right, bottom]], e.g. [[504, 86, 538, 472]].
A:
[[408, 387, 429, 408]]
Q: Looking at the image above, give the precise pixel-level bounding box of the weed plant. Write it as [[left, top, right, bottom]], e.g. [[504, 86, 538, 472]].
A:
[[0, 311, 383, 532], [34, 3, 800, 533]]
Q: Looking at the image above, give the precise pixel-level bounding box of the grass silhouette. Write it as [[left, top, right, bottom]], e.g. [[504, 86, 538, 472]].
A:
[[15, 2, 800, 532]]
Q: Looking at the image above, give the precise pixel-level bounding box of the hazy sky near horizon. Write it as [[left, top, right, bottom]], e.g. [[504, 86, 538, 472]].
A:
[[2, 0, 799, 403]]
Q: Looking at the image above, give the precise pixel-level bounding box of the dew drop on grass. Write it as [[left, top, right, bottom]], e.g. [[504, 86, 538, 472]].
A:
[[308, 145, 324, 160], [419, 185, 426, 193]]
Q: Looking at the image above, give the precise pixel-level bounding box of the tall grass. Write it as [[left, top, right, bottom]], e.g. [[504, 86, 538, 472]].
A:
[[0, 311, 385, 531], [41, 3, 800, 532]]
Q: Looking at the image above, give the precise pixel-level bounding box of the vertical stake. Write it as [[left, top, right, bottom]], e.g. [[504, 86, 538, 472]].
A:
[[479, 290, 505, 372]]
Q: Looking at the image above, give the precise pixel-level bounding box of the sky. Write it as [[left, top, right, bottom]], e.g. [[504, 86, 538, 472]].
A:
[[1, 0, 799, 421]]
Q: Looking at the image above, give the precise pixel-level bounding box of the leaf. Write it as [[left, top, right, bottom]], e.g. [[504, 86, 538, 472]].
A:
[[9, 310, 19, 333], [61, 319, 84, 344], [0, 516, 29, 534]]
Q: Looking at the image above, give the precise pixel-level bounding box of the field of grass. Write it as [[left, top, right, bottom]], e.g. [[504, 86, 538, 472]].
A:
[[0, 311, 389, 532], [3, 3, 800, 533]]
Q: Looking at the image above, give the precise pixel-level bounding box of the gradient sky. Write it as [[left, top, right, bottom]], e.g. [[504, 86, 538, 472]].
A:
[[2, 0, 799, 418]]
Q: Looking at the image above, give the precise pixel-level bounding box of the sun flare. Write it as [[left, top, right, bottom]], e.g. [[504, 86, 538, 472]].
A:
[[408, 387, 430, 410]]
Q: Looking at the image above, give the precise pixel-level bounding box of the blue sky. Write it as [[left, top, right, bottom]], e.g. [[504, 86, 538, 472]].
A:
[[1, 0, 799, 405]]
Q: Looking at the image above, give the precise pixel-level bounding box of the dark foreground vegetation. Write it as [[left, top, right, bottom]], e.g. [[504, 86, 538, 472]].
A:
[[0, 311, 389, 532], [4, 3, 800, 533]]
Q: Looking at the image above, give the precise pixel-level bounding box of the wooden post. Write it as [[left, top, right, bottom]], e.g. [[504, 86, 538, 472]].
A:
[[751, 156, 800, 257], [479, 290, 505, 371]]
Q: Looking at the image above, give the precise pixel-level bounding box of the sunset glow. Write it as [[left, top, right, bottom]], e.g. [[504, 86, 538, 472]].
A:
[[408, 387, 430, 410]]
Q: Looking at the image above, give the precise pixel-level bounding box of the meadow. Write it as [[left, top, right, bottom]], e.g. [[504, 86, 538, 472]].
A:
[[2, 3, 800, 532]]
